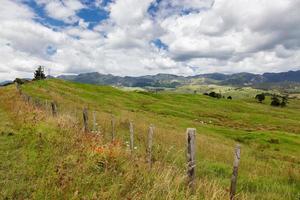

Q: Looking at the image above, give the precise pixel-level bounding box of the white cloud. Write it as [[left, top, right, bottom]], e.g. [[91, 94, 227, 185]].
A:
[[36, 0, 85, 23], [159, 0, 300, 72], [0, 0, 34, 20], [109, 0, 153, 25], [0, 0, 300, 81]]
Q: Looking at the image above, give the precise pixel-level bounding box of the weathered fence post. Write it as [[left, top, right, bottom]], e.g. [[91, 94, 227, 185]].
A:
[[230, 144, 241, 200], [21, 94, 26, 101], [15, 82, 21, 94], [45, 100, 48, 109], [26, 95, 29, 103], [34, 99, 41, 108], [93, 111, 97, 132], [129, 121, 134, 153], [187, 128, 196, 191], [147, 125, 154, 168], [83, 108, 89, 133], [27, 96, 31, 104], [111, 114, 115, 142], [51, 102, 57, 116]]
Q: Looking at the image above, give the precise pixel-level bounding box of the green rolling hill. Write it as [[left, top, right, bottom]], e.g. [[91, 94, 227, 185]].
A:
[[0, 79, 299, 199]]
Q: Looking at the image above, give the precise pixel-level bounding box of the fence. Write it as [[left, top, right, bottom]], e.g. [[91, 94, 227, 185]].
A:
[[16, 83, 242, 199]]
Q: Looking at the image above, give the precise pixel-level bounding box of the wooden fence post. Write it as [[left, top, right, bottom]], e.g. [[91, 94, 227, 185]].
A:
[[21, 94, 27, 102], [34, 99, 40, 108], [111, 114, 115, 142], [230, 144, 241, 200], [129, 121, 134, 153], [187, 128, 196, 191], [27, 95, 31, 104], [93, 111, 97, 132], [83, 108, 89, 133], [147, 125, 154, 168], [15, 82, 21, 94], [51, 102, 57, 116]]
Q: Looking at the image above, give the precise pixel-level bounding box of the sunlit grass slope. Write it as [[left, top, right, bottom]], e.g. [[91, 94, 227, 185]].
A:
[[0, 79, 299, 199]]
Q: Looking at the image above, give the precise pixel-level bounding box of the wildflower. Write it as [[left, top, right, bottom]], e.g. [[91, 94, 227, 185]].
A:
[[94, 146, 105, 154]]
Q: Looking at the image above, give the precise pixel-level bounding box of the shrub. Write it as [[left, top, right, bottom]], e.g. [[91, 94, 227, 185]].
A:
[[208, 92, 222, 99], [255, 93, 265, 103], [14, 78, 28, 85], [281, 95, 288, 107], [268, 138, 280, 144], [271, 95, 281, 107]]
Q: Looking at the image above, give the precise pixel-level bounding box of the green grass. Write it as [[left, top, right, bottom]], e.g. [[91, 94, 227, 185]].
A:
[[173, 84, 278, 99], [1, 79, 300, 199]]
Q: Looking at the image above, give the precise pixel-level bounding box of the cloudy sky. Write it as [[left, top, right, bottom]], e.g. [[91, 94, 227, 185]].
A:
[[0, 0, 300, 81]]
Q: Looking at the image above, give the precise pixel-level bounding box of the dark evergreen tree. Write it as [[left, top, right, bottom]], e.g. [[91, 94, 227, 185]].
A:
[[34, 66, 46, 80]]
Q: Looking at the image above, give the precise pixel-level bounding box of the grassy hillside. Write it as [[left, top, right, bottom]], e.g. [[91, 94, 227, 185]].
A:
[[1, 79, 299, 199], [172, 84, 278, 99]]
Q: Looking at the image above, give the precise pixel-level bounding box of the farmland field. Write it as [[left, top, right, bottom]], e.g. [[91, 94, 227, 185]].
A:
[[0, 79, 299, 199]]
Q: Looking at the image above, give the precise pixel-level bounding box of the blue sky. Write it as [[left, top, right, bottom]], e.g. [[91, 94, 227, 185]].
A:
[[0, 0, 300, 81], [23, 0, 110, 28]]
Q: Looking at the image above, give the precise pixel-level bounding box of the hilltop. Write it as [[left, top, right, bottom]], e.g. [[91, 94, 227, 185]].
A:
[[56, 70, 300, 90], [0, 79, 299, 199]]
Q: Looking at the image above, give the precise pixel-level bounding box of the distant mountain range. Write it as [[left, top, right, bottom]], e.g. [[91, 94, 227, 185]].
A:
[[2, 70, 300, 90], [0, 80, 13, 86], [56, 70, 300, 89]]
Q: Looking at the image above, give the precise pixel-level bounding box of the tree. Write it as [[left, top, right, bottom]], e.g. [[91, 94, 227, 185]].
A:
[[280, 95, 288, 107], [208, 92, 222, 99], [227, 96, 232, 100], [34, 66, 46, 80], [271, 95, 281, 107], [255, 93, 265, 103]]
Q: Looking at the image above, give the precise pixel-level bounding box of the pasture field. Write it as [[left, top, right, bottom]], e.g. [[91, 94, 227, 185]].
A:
[[0, 79, 299, 199]]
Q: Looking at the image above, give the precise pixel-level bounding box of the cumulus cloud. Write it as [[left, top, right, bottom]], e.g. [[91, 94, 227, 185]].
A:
[[159, 0, 300, 73], [36, 0, 85, 23], [0, 0, 300, 81]]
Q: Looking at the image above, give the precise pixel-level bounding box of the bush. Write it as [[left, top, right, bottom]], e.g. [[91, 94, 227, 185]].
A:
[[255, 93, 265, 103], [271, 95, 289, 107], [281, 95, 288, 107], [271, 95, 281, 107], [268, 138, 280, 144], [208, 92, 222, 99], [14, 78, 26, 85]]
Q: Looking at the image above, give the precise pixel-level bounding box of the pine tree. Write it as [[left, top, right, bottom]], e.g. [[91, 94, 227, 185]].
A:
[[34, 66, 46, 80]]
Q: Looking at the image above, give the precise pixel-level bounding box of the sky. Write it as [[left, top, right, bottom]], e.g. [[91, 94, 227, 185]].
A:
[[0, 0, 300, 81]]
